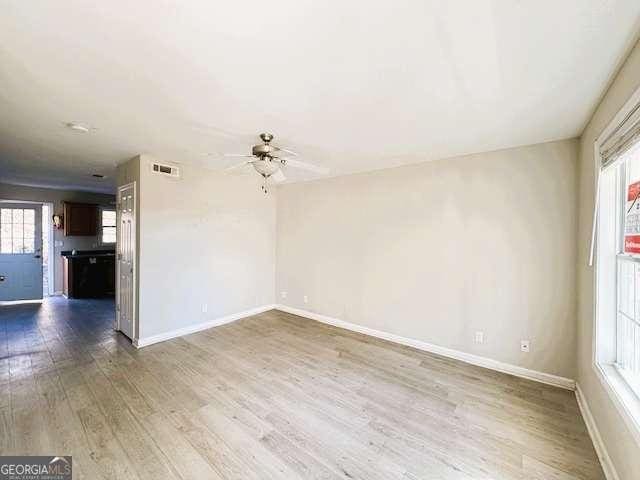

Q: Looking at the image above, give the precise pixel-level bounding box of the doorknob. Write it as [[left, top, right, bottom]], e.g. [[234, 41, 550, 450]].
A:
[[0, 276, 5, 282]]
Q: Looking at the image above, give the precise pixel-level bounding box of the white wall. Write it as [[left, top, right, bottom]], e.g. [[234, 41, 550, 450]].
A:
[[277, 139, 578, 379], [577, 39, 640, 479], [132, 156, 276, 340], [0, 182, 115, 293]]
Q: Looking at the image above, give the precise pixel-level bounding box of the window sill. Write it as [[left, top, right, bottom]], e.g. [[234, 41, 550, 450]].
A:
[[593, 362, 640, 447]]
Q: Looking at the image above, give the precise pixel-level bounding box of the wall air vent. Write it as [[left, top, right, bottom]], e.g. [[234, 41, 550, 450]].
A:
[[150, 162, 180, 178]]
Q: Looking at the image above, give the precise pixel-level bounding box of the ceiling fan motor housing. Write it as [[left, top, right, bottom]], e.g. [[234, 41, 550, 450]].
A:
[[252, 143, 277, 156]]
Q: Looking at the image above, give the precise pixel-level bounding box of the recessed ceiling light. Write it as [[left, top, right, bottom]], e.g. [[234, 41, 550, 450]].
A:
[[65, 122, 91, 133]]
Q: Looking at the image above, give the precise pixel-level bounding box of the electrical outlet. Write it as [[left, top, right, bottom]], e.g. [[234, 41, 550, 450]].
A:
[[474, 331, 484, 344], [281, 291, 287, 299], [520, 340, 530, 353], [303, 295, 308, 304], [202, 303, 208, 313]]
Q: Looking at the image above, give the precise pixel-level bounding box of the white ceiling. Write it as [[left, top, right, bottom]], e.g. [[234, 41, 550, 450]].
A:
[[1, 1, 639, 193]]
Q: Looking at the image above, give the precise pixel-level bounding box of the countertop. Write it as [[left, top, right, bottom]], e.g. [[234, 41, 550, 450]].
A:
[[61, 249, 115, 258]]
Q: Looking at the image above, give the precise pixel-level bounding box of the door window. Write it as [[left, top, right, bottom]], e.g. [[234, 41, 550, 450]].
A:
[[0, 208, 36, 254]]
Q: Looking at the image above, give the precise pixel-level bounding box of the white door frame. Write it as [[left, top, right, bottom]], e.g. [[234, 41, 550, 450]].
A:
[[115, 182, 138, 341], [43, 202, 55, 296], [0, 199, 50, 301], [1, 199, 56, 297]]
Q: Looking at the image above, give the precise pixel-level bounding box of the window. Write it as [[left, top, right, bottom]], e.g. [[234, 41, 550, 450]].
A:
[[613, 149, 640, 396], [596, 112, 640, 403], [101, 208, 116, 244], [0, 208, 35, 254], [594, 91, 640, 441]]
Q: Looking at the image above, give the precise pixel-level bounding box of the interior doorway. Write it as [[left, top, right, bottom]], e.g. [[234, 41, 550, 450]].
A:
[[116, 182, 137, 340]]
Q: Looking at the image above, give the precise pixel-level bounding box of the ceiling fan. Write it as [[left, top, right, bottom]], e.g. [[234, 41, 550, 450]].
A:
[[224, 133, 329, 193]]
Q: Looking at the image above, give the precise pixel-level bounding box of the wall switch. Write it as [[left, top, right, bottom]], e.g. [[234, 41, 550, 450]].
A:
[[281, 291, 287, 299], [303, 295, 308, 304], [202, 303, 208, 313], [520, 340, 530, 353], [54, 240, 63, 247], [474, 331, 484, 344]]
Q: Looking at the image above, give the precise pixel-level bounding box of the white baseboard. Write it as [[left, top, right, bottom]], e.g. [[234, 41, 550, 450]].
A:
[[134, 304, 277, 348], [575, 384, 620, 480], [0, 299, 44, 305], [275, 304, 576, 391]]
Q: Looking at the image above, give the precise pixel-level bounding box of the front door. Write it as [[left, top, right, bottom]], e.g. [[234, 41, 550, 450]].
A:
[[0, 204, 43, 301], [117, 183, 136, 339]]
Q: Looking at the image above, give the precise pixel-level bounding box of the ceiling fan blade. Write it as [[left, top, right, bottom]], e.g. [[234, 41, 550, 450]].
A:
[[281, 157, 329, 175], [225, 161, 253, 172], [271, 170, 286, 183], [223, 153, 254, 158], [188, 124, 255, 142], [273, 145, 298, 156]]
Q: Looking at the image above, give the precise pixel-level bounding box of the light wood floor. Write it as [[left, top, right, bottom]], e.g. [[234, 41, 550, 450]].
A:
[[1, 298, 604, 480]]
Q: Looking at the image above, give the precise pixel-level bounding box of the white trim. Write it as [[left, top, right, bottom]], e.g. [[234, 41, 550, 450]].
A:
[[592, 363, 640, 447], [98, 205, 117, 246], [276, 304, 575, 390], [133, 304, 276, 348], [43, 201, 55, 296], [575, 383, 621, 480], [0, 299, 44, 305]]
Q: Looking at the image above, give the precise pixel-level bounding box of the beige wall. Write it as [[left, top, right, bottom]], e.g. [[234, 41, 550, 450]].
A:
[[0, 182, 115, 293], [132, 156, 276, 340], [277, 139, 578, 379], [577, 40, 640, 478]]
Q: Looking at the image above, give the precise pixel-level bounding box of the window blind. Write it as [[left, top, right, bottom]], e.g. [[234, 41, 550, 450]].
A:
[[590, 102, 640, 266], [600, 102, 640, 170]]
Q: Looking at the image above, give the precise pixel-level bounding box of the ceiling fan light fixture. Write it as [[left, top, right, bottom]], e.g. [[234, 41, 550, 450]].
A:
[[252, 158, 280, 177]]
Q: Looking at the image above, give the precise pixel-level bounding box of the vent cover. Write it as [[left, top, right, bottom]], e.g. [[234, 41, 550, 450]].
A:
[[150, 162, 180, 178]]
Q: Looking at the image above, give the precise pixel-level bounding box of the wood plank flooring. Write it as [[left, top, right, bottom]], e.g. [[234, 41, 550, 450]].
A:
[[0, 298, 604, 479]]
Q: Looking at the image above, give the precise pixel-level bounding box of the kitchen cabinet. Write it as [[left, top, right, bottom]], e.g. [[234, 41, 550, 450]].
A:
[[63, 202, 98, 236], [62, 251, 115, 298]]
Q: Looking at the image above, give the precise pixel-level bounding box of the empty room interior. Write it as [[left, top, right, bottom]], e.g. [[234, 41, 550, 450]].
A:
[[2, 2, 640, 479]]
